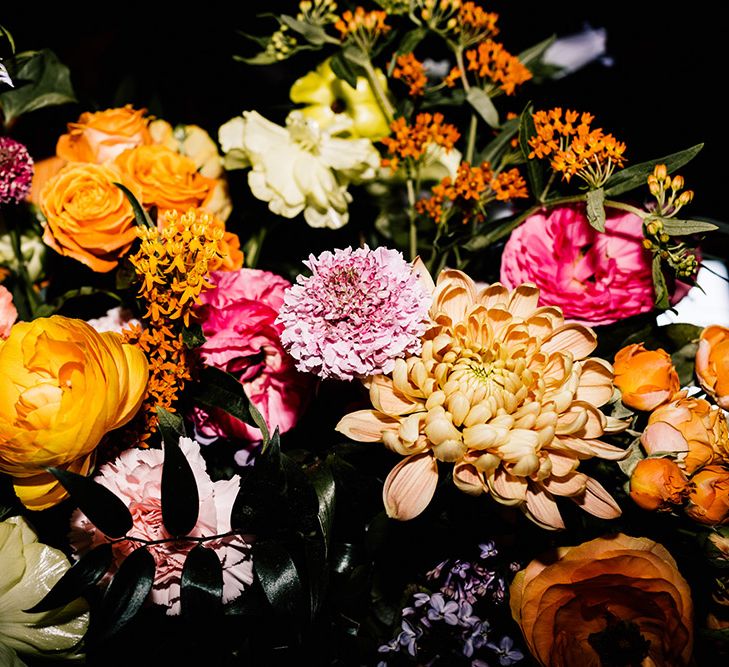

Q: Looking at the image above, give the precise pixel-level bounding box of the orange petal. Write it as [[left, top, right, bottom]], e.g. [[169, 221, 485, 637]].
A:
[[383, 453, 439, 520]]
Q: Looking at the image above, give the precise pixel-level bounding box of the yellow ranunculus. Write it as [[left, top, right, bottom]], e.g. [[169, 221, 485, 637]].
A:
[[0, 516, 89, 663], [0, 316, 148, 510], [290, 58, 390, 139]]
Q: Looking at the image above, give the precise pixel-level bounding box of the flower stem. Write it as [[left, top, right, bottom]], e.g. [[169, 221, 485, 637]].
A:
[[0, 206, 40, 320], [466, 113, 478, 164], [539, 171, 556, 203], [406, 176, 418, 261], [604, 199, 647, 217], [363, 58, 395, 124]]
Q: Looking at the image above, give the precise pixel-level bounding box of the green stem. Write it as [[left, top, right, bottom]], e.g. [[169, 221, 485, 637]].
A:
[[539, 171, 556, 203], [604, 199, 647, 217], [362, 58, 395, 124], [465, 113, 478, 164], [406, 176, 418, 262], [1, 207, 40, 319]]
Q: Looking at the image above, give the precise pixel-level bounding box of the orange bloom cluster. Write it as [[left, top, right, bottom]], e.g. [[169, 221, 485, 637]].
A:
[[393, 53, 428, 97], [417, 161, 527, 224], [418, 1, 498, 48], [123, 209, 224, 444], [465, 39, 532, 95], [380, 113, 460, 171], [334, 7, 390, 48], [529, 108, 627, 188], [443, 66, 462, 88]]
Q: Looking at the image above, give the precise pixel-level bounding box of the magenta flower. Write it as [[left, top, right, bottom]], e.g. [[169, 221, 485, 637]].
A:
[[500, 204, 654, 326], [277, 246, 432, 380], [0, 137, 34, 205]]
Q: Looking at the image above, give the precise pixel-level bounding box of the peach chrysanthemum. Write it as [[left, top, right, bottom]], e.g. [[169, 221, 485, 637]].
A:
[[336, 270, 627, 529]]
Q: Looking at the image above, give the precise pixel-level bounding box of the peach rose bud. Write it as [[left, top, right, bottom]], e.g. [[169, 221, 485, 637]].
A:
[[686, 465, 729, 525], [696, 325, 729, 410], [613, 343, 679, 411], [630, 458, 689, 511]]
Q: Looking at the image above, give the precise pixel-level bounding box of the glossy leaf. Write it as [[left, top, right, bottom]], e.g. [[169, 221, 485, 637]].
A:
[[466, 87, 499, 128], [586, 187, 606, 232], [96, 547, 155, 641], [25, 544, 113, 613], [181, 545, 223, 616], [49, 467, 132, 538], [518, 104, 543, 197], [309, 461, 336, 558], [156, 406, 186, 445], [604, 143, 703, 196], [113, 182, 154, 228], [253, 540, 303, 616]]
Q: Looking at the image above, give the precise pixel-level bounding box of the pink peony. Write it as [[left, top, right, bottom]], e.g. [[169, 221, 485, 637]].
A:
[[500, 204, 654, 326], [0, 137, 34, 204], [69, 437, 252, 615], [0, 285, 17, 338], [192, 268, 312, 450], [277, 246, 432, 380]]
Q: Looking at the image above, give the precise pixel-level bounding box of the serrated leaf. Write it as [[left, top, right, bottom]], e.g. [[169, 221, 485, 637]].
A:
[[49, 467, 132, 538], [586, 187, 606, 232], [113, 182, 153, 228], [253, 540, 303, 616], [518, 104, 543, 197], [330, 51, 359, 88], [160, 412, 199, 537], [660, 218, 718, 236], [181, 545, 223, 616], [192, 365, 270, 444], [0, 49, 75, 124], [280, 14, 336, 46], [25, 544, 113, 613], [477, 117, 520, 165], [181, 322, 206, 349], [518, 34, 556, 69], [652, 254, 670, 310], [96, 547, 155, 641], [604, 143, 704, 197], [466, 87, 499, 128], [396, 27, 427, 55]]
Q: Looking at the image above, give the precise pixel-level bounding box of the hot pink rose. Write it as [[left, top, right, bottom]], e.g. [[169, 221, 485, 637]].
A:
[[500, 204, 654, 326], [69, 437, 253, 615], [192, 269, 312, 454], [0, 285, 17, 339]]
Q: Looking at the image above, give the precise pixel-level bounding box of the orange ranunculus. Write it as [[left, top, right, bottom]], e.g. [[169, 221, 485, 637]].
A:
[[39, 163, 142, 272], [686, 465, 729, 525], [115, 144, 216, 214], [641, 393, 729, 474], [0, 316, 148, 510], [149, 119, 223, 179], [27, 156, 66, 207], [56, 104, 152, 164], [696, 325, 729, 410], [510, 533, 693, 667], [630, 457, 689, 511], [613, 343, 679, 411]]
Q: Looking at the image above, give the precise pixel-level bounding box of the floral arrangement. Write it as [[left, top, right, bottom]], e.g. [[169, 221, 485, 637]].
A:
[[1, 3, 728, 665]]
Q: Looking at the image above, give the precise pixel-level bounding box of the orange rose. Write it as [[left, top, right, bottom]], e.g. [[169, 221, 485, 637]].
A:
[[613, 343, 679, 411], [696, 325, 729, 410], [510, 533, 693, 667], [686, 465, 729, 525], [641, 393, 729, 474], [39, 163, 141, 272], [27, 156, 66, 207], [115, 144, 216, 213], [630, 457, 689, 511], [56, 104, 152, 163], [148, 119, 223, 178]]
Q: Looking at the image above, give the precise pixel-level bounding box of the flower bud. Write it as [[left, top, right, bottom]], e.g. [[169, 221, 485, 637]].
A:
[[613, 343, 679, 411], [671, 174, 684, 190], [630, 458, 689, 511], [685, 465, 729, 525], [696, 325, 729, 410], [653, 163, 667, 180]]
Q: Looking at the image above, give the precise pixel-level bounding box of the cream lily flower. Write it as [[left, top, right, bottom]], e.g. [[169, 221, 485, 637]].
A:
[[0, 516, 89, 663], [219, 111, 379, 229], [336, 269, 627, 529]]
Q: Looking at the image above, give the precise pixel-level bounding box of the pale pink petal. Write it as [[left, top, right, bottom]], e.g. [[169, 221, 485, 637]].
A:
[[507, 283, 540, 319], [550, 436, 627, 460], [369, 375, 421, 416], [541, 323, 597, 359], [572, 476, 622, 518], [383, 453, 439, 520], [453, 462, 485, 496], [335, 409, 397, 442], [487, 468, 528, 505], [477, 282, 510, 308], [542, 471, 588, 497], [524, 485, 565, 530], [575, 358, 614, 407], [412, 256, 436, 295], [547, 451, 580, 476], [641, 421, 688, 455]]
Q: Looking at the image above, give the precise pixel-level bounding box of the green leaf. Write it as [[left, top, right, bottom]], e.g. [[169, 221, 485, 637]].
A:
[[49, 467, 132, 539], [253, 540, 303, 616], [25, 544, 113, 613], [113, 182, 153, 228], [280, 15, 337, 46], [181, 545, 223, 617], [466, 87, 499, 128], [159, 408, 199, 537], [32, 286, 122, 319], [477, 116, 520, 165], [660, 218, 718, 236], [329, 51, 359, 88], [96, 547, 155, 641], [604, 143, 704, 197], [1, 25, 16, 54], [396, 27, 427, 55], [0, 49, 75, 125], [156, 406, 186, 445], [586, 187, 606, 232], [518, 104, 543, 197], [652, 254, 670, 310], [233, 52, 281, 66], [192, 365, 270, 444], [342, 45, 370, 67], [309, 461, 336, 558], [236, 29, 273, 49], [181, 322, 206, 349], [518, 34, 556, 70], [662, 323, 703, 348], [617, 437, 644, 478]]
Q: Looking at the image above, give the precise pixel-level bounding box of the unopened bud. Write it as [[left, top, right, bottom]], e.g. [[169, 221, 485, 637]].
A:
[[654, 164, 667, 180], [643, 239, 654, 250], [660, 233, 670, 243], [671, 175, 684, 190], [648, 176, 661, 196], [678, 190, 694, 206], [447, 17, 458, 29]]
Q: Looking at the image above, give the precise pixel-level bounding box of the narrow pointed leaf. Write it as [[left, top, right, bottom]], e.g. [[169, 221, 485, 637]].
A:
[[478, 116, 520, 164], [652, 254, 670, 310], [660, 218, 718, 236], [466, 87, 499, 128], [96, 547, 155, 641], [518, 104, 543, 197], [156, 406, 186, 446], [253, 540, 303, 616], [396, 27, 427, 56], [25, 543, 113, 613], [330, 51, 359, 88], [181, 545, 223, 616], [309, 461, 336, 556], [518, 34, 556, 69], [280, 15, 337, 46], [586, 187, 606, 232], [49, 467, 132, 538], [113, 182, 154, 228]]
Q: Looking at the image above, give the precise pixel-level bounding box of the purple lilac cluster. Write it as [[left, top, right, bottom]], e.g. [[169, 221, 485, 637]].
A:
[[377, 542, 524, 666], [0, 137, 34, 205]]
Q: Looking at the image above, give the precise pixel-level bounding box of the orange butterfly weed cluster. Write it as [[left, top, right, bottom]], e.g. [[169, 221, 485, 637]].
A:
[[122, 209, 223, 444], [381, 112, 460, 171], [528, 108, 627, 188], [465, 39, 532, 95], [417, 161, 527, 224], [335, 7, 390, 49], [419, 1, 499, 48], [393, 53, 428, 97]]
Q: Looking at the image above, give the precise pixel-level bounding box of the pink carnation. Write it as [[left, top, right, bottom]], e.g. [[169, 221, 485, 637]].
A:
[[499, 204, 654, 326], [0, 137, 34, 205], [0, 285, 17, 339], [192, 269, 312, 451], [69, 437, 253, 615], [277, 246, 432, 380]]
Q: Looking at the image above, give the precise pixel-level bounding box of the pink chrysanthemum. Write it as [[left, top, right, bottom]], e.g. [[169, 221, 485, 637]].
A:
[[0, 137, 34, 205], [277, 246, 432, 380]]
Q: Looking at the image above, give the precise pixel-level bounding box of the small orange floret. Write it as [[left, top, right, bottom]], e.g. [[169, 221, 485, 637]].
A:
[[335, 7, 390, 44], [381, 112, 461, 170], [465, 39, 532, 95], [393, 53, 428, 97]]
